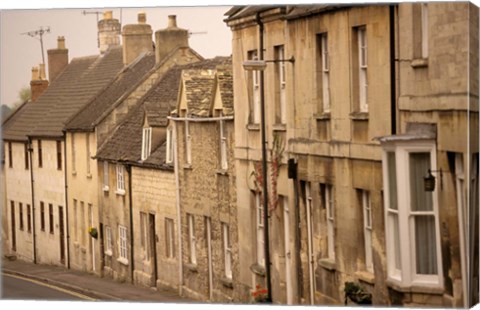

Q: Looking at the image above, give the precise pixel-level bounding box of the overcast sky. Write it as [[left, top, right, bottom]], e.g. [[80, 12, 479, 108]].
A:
[[0, 3, 233, 107]]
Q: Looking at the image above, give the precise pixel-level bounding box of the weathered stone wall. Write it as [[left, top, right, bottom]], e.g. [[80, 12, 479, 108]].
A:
[[131, 166, 179, 290]]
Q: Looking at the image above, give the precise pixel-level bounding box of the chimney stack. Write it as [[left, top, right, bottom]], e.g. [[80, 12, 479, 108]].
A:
[[30, 65, 49, 102], [98, 10, 121, 54], [47, 36, 69, 83], [122, 12, 153, 66], [155, 15, 189, 64]]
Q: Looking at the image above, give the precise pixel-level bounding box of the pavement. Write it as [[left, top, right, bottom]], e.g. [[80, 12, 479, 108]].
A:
[[1, 257, 194, 304]]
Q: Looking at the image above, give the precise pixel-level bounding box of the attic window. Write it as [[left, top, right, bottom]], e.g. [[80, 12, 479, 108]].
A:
[[142, 127, 152, 161]]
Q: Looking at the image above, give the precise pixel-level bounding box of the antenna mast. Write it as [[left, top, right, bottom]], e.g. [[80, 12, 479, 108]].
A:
[[82, 10, 103, 48], [21, 26, 50, 65]]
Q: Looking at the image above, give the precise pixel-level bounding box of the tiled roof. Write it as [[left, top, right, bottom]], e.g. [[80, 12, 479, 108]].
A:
[[65, 52, 156, 131], [217, 66, 234, 116], [2, 47, 124, 140], [183, 69, 216, 117], [96, 56, 232, 167]]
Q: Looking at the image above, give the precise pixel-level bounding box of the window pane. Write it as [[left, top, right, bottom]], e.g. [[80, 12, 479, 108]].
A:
[[390, 212, 401, 270], [409, 152, 433, 211], [415, 215, 437, 275], [387, 152, 398, 210]]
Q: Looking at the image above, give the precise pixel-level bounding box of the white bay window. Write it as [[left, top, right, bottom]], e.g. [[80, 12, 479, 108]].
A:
[[381, 141, 443, 288]]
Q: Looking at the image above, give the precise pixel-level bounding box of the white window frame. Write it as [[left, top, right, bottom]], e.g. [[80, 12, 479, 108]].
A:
[[421, 3, 428, 59], [185, 121, 192, 165], [103, 161, 109, 191], [276, 45, 287, 124], [165, 218, 175, 259], [222, 223, 232, 279], [118, 225, 128, 264], [219, 118, 228, 170], [249, 50, 261, 124], [86, 133, 91, 175], [362, 190, 373, 273], [255, 192, 265, 267], [141, 127, 152, 161], [323, 184, 335, 260], [382, 141, 443, 288], [116, 164, 125, 194], [166, 127, 173, 164], [357, 27, 368, 112], [321, 33, 330, 113], [71, 133, 76, 174], [188, 214, 197, 265], [105, 225, 112, 256]]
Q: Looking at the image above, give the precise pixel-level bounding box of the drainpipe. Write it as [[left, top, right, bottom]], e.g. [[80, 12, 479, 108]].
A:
[[126, 164, 135, 283], [256, 12, 273, 304], [62, 130, 71, 269], [172, 120, 184, 296], [390, 5, 397, 135], [27, 137, 37, 264]]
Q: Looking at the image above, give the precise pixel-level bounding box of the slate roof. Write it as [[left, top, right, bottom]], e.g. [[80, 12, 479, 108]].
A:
[[2, 47, 124, 141], [65, 52, 156, 131], [95, 56, 232, 168]]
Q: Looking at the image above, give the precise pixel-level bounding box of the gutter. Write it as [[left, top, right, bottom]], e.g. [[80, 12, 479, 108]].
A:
[[126, 164, 135, 284], [27, 137, 37, 264], [390, 5, 397, 135], [62, 130, 71, 269], [172, 119, 184, 296], [167, 115, 234, 122]]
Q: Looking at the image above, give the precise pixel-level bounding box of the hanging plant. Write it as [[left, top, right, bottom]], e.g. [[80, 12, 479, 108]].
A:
[[88, 227, 98, 239]]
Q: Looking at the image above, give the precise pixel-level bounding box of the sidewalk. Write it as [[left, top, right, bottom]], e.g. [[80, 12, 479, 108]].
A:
[[1, 257, 193, 303]]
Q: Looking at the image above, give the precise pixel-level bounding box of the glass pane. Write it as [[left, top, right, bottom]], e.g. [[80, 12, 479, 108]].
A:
[[409, 152, 433, 211], [391, 212, 401, 270], [387, 152, 398, 210], [415, 215, 438, 275]]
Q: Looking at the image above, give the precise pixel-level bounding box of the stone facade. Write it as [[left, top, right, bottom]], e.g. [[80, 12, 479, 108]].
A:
[[131, 166, 178, 290], [225, 3, 478, 307]]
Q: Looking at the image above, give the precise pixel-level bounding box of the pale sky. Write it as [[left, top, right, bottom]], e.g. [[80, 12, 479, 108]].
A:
[[0, 3, 234, 107]]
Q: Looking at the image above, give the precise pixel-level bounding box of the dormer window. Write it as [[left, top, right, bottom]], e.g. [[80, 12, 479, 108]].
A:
[[142, 127, 152, 161]]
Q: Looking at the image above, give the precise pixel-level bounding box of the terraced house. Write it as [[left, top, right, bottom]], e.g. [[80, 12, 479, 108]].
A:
[[63, 11, 202, 277], [225, 3, 478, 307]]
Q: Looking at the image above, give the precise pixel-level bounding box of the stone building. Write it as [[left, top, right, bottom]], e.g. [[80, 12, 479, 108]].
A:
[[225, 3, 478, 307], [168, 57, 239, 302], [63, 12, 203, 277], [2, 36, 124, 267]]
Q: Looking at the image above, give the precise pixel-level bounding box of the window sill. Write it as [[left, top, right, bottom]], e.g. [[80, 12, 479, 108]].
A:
[[72, 171, 77, 176], [185, 263, 198, 273], [314, 112, 331, 121], [355, 270, 375, 285], [318, 258, 337, 271], [105, 250, 112, 256], [411, 58, 428, 68], [115, 189, 126, 196], [247, 123, 260, 131], [220, 276, 234, 289], [86, 173, 92, 179], [272, 124, 286, 132], [117, 257, 129, 266], [103, 186, 109, 192], [250, 263, 266, 277], [350, 112, 369, 121], [216, 169, 229, 176], [386, 279, 443, 294], [183, 164, 192, 170]]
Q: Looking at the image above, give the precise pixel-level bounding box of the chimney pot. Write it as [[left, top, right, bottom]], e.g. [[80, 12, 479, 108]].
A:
[[39, 64, 46, 80], [31, 67, 39, 81], [104, 10, 113, 20], [138, 12, 146, 24], [168, 15, 177, 28], [57, 36, 66, 49]]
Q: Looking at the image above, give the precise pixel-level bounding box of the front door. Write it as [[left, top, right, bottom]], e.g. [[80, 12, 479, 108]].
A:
[[11, 202, 16, 252], [283, 199, 293, 304], [59, 206, 65, 264], [148, 213, 157, 287]]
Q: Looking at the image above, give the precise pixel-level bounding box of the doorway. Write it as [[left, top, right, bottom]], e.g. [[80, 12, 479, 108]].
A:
[[148, 213, 158, 287], [59, 206, 65, 264]]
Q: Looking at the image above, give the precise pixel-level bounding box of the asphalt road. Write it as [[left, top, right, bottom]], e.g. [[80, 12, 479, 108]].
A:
[[1, 273, 95, 301]]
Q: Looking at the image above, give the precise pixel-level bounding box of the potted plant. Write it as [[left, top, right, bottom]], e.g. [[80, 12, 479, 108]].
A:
[[88, 227, 98, 239], [344, 281, 372, 305], [251, 284, 269, 303]]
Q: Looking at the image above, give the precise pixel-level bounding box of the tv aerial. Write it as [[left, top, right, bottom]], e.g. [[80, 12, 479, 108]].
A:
[[82, 10, 103, 48], [21, 26, 51, 65]]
